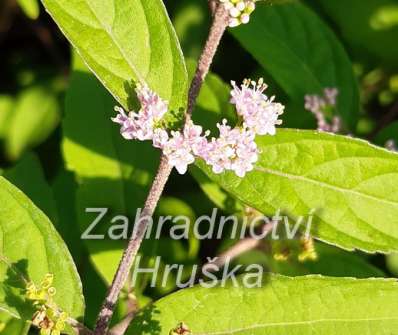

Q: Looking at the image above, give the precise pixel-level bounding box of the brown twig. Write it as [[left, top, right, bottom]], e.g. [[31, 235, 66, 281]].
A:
[[186, 4, 228, 119], [68, 318, 93, 335], [208, 0, 218, 15], [93, 155, 172, 335], [202, 222, 275, 271], [108, 312, 136, 335], [93, 5, 228, 335]]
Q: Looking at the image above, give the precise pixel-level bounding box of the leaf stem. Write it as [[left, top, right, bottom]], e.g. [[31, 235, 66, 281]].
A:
[[93, 4, 228, 335]]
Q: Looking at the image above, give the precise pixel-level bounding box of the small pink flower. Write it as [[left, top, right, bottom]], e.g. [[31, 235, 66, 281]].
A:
[[112, 84, 168, 141], [205, 119, 258, 177], [230, 79, 284, 136], [183, 120, 210, 157], [111, 107, 137, 140], [324, 87, 339, 106], [113, 79, 284, 178], [163, 131, 195, 174], [304, 87, 340, 133], [152, 128, 169, 149]]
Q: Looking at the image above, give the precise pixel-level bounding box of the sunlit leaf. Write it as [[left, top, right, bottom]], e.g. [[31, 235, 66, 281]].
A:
[[197, 129, 398, 253], [128, 275, 398, 335]]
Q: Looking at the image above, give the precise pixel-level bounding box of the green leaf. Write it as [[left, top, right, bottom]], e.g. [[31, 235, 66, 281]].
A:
[[128, 275, 398, 334], [231, 2, 359, 128], [52, 170, 84, 263], [2, 153, 58, 223], [63, 57, 159, 283], [374, 121, 398, 146], [5, 86, 60, 161], [17, 0, 40, 19], [0, 95, 14, 139], [306, 0, 398, 68], [41, 0, 188, 116], [173, 0, 209, 60], [197, 129, 398, 253], [0, 177, 84, 325], [190, 166, 243, 214], [0, 313, 30, 335]]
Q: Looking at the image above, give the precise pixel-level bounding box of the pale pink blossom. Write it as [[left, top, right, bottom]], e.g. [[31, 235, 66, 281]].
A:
[[183, 120, 210, 157], [163, 131, 195, 174], [304, 87, 341, 133], [230, 79, 284, 135], [161, 120, 209, 174], [152, 128, 169, 149], [113, 79, 284, 178], [205, 119, 258, 177], [112, 84, 168, 141]]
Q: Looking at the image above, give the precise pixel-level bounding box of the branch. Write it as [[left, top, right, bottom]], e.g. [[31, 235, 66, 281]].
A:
[[93, 5, 228, 335], [93, 155, 172, 335], [202, 221, 275, 271], [208, 0, 218, 16], [68, 318, 93, 335], [186, 4, 229, 119], [108, 312, 136, 335]]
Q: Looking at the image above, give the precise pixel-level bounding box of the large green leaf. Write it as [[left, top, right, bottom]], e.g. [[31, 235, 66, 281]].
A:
[[0, 312, 30, 335], [306, 0, 398, 68], [63, 56, 159, 283], [41, 0, 188, 115], [231, 2, 359, 129], [0, 177, 84, 327], [52, 170, 84, 263], [2, 153, 58, 224], [128, 275, 398, 334], [197, 129, 398, 253], [5, 86, 60, 161]]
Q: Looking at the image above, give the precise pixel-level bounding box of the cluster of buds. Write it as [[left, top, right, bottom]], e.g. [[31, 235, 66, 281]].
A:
[[298, 236, 318, 262], [272, 236, 318, 262], [220, 0, 256, 27], [112, 79, 284, 177], [26, 274, 68, 335], [304, 88, 341, 133]]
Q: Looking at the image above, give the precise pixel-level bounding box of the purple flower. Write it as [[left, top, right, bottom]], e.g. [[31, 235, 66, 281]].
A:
[[163, 131, 195, 174], [230, 79, 284, 135], [152, 128, 169, 149], [205, 119, 258, 177], [304, 87, 340, 133], [161, 120, 209, 174], [112, 84, 168, 141], [112, 78, 284, 178]]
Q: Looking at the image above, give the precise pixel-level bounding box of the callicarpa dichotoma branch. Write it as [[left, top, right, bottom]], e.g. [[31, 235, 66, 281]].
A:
[[92, 4, 229, 335]]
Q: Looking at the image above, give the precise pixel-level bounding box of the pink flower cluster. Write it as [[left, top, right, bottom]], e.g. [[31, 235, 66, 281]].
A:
[[231, 78, 284, 136], [304, 88, 341, 133], [112, 79, 284, 177], [112, 84, 168, 141]]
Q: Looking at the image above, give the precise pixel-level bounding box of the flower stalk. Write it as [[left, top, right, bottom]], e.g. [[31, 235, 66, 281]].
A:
[[92, 4, 229, 335]]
